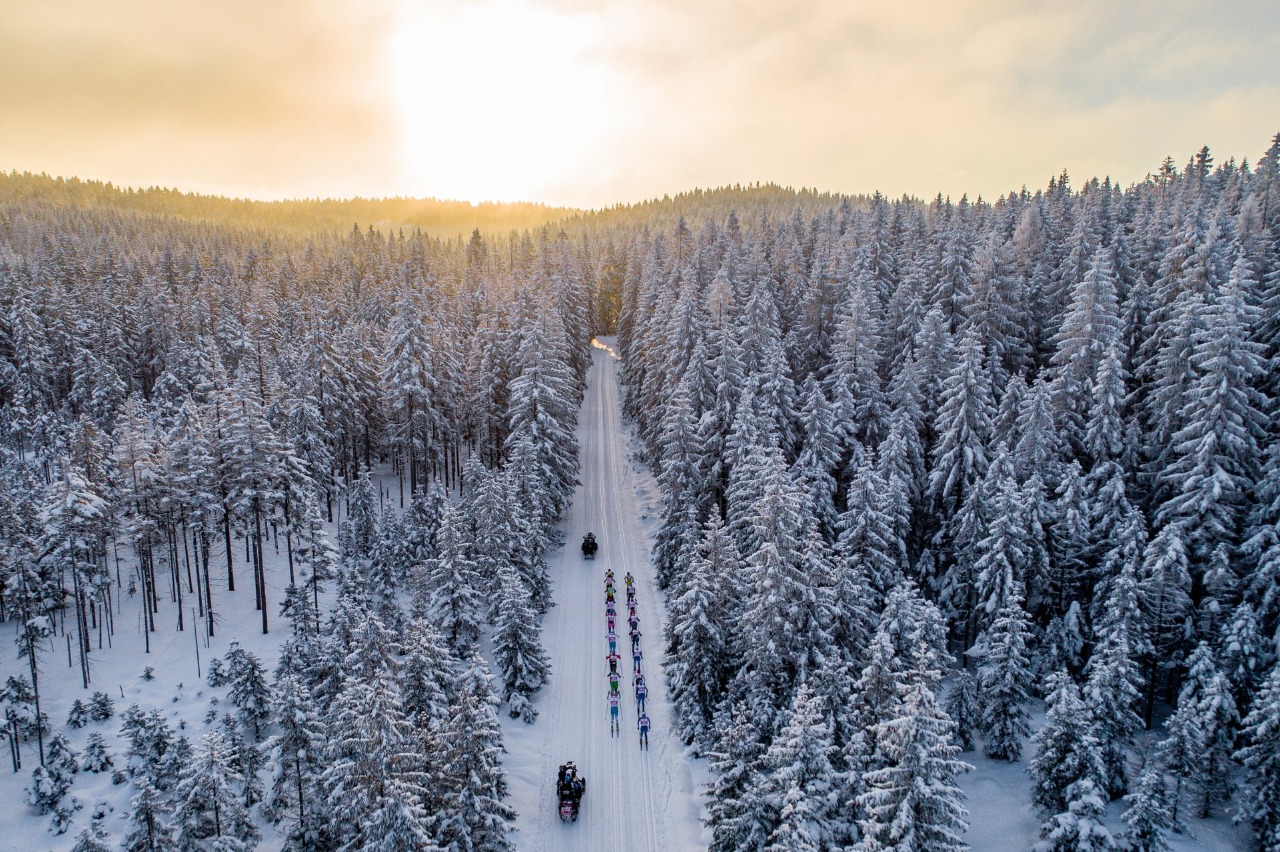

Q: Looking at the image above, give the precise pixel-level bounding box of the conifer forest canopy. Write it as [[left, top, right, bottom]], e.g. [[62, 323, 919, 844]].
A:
[[2, 135, 1280, 849]]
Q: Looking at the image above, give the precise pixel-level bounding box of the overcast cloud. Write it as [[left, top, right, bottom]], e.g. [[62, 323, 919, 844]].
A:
[[1, 0, 1276, 206]]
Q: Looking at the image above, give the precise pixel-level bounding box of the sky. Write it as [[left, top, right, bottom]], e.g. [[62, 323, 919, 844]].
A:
[[1, 0, 1278, 209]]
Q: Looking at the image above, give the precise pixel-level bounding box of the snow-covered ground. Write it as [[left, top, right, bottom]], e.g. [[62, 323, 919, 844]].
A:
[[1, 504, 304, 849], [500, 337, 709, 850], [959, 704, 1249, 850]]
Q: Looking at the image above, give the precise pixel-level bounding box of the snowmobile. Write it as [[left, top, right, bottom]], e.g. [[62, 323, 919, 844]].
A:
[[582, 533, 598, 559], [557, 762, 586, 822]]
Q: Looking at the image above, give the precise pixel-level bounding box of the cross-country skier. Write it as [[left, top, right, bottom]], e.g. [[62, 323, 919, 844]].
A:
[[632, 645, 643, 673], [607, 602, 617, 618], [606, 590, 615, 605], [607, 626, 618, 654], [608, 670, 621, 694], [630, 627, 642, 651], [606, 650, 621, 673], [626, 585, 636, 605], [607, 614, 616, 632], [635, 676, 648, 712], [628, 614, 639, 633], [624, 571, 634, 588], [609, 691, 621, 736], [637, 712, 650, 749]]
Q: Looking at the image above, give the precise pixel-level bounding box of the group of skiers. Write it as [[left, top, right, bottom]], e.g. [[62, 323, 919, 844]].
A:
[[560, 552, 657, 823], [606, 567, 650, 749]]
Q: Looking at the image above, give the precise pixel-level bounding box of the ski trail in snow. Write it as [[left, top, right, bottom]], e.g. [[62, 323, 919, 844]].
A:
[[501, 337, 704, 851]]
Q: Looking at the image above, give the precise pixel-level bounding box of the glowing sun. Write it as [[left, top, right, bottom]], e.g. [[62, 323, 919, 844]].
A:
[[389, 0, 614, 204]]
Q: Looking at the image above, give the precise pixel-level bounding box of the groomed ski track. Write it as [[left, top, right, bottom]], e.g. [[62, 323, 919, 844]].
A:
[[500, 337, 705, 851]]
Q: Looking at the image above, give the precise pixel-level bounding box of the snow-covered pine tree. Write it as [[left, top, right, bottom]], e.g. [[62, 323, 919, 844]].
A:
[[81, 731, 112, 773], [731, 448, 834, 722], [1046, 461, 1089, 619], [425, 501, 484, 656], [322, 673, 434, 849], [826, 266, 887, 452], [120, 775, 172, 852], [792, 376, 841, 543], [1083, 560, 1147, 797], [1157, 248, 1268, 569], [946, 671, 979, 752], [492, 580, 550, 720], [929, 325, 994, 521], [976, 584, 1034, 761], [653, 371, 708, 590], [88, 691, 114, 722], [68, 817, 112, 852], [262, 669, 328, 849], [434, 657, 515, 851], [346, 467, 379, 560], [1014, 377, 1064, 485], [1174, 642, 1237, 817], [504, 316, 581, 532], [667, 510, 738, 747], [836, 452, 901, 613], [1050, 245, 1123, 456], [171, 729, 260, 850], [857, 653, 971, 852], [759, 682, 840, 850], [706, 705, 771, 852], [1034, 777, 1116, 852], [1217, 601, 1263, 713], [1137, 521, 1193, 724], [1121, 767, 1173, 852], [1030, 672, 1105, 815], [66, 699, 89, 729], [1234, 663, 1280, 851], [400, 617, 458, 729], [27, 731, 77, 814], [221, 642, 272, 741], [972, 469, 1029, 639]]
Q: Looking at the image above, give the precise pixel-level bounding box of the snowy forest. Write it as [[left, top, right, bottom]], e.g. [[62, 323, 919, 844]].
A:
[[2, 133, 1280, 851]]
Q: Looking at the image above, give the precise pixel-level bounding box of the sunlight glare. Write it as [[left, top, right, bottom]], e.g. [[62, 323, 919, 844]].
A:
[[390, 0, 613, 204]]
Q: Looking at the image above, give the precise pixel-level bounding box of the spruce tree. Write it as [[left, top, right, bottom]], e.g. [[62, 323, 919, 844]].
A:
[[1083, 562, 1146, 797], [706, 705, 771, 852], [120, 776, 172, 852], [756, 683, 839, 849], [426, 501, 484, 656], [434, 657, 515, 851], [976, 586, 1034, 761], [667, 510, 737, 747], [263, 670, 328, 849], [492, 580, 550, 720], [946, 671, 979, 752], [857, 655, 971, 852], [171, 729, 260, 850], [27, 732, 77, 814], [1121, 768, 1173, 852], [1034, 778, 1116, 852], [1030, 673, 1105, 815], [81, 731, 113, 773], [1175, 643, 1237, 817], [1234, 664, 1280, 851]]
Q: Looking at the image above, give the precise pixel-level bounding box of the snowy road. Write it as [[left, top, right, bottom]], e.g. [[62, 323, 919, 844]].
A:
[[500, 337, 705, 851]]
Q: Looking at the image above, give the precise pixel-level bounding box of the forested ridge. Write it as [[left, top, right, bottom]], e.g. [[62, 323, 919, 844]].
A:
[[2, 134, 1280, 849], [0, 170, 579, 240]]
